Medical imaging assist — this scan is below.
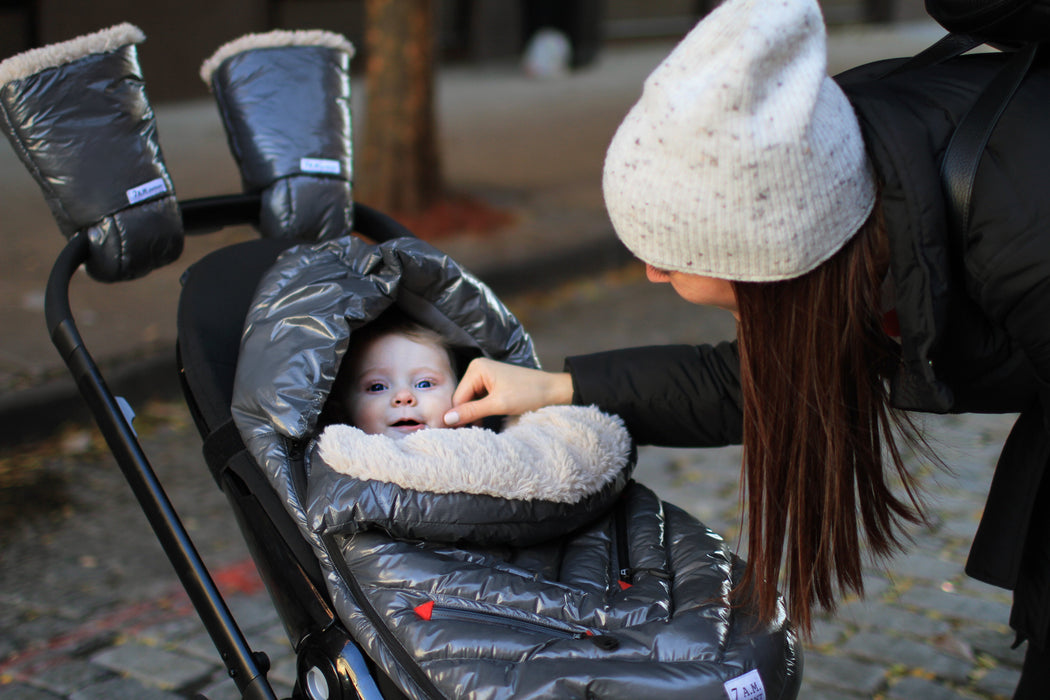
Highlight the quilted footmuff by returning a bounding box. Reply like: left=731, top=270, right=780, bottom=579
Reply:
left=231, top=235, right=802, bottom=699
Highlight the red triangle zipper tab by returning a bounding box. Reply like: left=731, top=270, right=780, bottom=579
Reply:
left=414, top=600, right=435, bottom=620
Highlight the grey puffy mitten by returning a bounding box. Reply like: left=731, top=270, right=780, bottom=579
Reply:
left=0, top=23, right=183, bottom=282
left=201, top=30, right=355, bottom=241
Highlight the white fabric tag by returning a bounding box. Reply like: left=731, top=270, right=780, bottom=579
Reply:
left=126, top=177, right=167, bottom=204
left=723, top=669, right=765, bottom=700
left=300, top=157, right=341, bottom=175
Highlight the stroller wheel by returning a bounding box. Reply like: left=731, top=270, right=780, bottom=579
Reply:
left=296, top=629, right=386, bottom=700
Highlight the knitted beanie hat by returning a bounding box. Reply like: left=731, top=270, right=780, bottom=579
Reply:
left=602, top=0, right=876, bottom=282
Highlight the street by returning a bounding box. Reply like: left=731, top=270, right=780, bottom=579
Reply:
left=0, top=261, right=1024, bottom=699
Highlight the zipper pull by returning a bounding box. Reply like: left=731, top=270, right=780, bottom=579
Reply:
left=619, top=567, right=672, bottom=589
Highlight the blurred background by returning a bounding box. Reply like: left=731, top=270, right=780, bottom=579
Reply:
left=0, top=1, right=928, bottom=101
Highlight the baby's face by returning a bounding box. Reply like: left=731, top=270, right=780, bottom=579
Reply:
left=347, top=333, right=456, bottom=439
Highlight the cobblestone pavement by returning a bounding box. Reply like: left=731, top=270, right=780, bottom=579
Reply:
left=0, top=265, right=1025, bottom=699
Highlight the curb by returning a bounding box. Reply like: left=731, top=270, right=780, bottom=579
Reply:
left=0, top=353, right=182, bottom=449
left=0, top=233, right=634, bottom=450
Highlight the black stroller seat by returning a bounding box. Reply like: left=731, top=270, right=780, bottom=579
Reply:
left=177, top=235, right=329, bottom=617
left=176, top=213, right=418, bottom=699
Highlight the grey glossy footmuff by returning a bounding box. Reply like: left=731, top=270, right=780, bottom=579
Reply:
left=201, top=30, right=355, bottom=241
left=232, top=235, right=802, bottom=700
left=0, top=23, right=182, bottom=281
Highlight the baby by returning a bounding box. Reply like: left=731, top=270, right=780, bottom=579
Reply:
left=315, top=310, right=631, bottom=506
left=321, top=311, right=458, bottom=439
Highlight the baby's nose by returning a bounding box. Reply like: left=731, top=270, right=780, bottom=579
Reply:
left=392, top=389, right=417, bottom=406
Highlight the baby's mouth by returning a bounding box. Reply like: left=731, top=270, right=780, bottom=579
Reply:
left=391, top=419, right=424, bottom=432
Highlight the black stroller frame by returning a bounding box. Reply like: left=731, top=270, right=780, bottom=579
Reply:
left=45, top=192, right=408, bottom=700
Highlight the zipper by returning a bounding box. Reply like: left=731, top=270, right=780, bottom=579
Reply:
left=321, top=531, right=445, bottom=700
left=285, top=437, right=309, bottom=502
left=415, top=600, right=623, bottom=651
left=416, top=600, right=592, bottom=639
left=612, top=488, right=673, bottom=589
left=613, top=492, right=633, bottom=586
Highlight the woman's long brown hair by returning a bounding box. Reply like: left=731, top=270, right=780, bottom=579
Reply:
left=731, top=199, right=927, bottom=634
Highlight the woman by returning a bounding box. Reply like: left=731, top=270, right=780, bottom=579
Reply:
left=444, top=0, right=1050, bottom=696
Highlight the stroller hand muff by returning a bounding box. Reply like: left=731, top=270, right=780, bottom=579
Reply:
left=0, top=23, right=183, bottom=282
left=201, top=30, right=356, bottom=242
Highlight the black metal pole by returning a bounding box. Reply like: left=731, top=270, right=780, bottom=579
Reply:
left=45, top=232, right=279, bottom=700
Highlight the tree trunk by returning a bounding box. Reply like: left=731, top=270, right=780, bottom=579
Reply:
left=359, top=0, right=441, bottom=215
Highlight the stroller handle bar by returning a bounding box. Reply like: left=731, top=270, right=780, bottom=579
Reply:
left=44, top=194, right=417, bottom=699
left=44, top=193, right=342, bottom=700
left=179, top=193, right=417, bottom=241
left=180, top=192, right=266, bottom=234
left=46, top=232, right=280, bottom=700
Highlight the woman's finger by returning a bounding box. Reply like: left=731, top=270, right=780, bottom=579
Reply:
left=451, top=358, right=495, bottom=406
left=447, top=359, right=574, bottom=426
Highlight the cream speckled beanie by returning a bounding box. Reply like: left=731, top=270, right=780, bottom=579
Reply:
left=603, top=0, right=876, bottom=282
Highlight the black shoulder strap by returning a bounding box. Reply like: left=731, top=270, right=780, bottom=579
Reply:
left=202, top=417, right=249, bottom=486
left=940, top=42, right=1038, bottom=234
left=881, top=26, right=1039, bottom=235
left=884, top=31, right=983, bottom=75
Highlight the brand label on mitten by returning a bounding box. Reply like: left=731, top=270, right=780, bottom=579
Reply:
left=126, top=178, right=168, bottom=205
left=300, top=158, right=341, bottom=175
left=723, top=669, right=765, bottom=700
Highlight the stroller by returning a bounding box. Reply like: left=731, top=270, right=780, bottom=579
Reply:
left=0, top=23, right=802, bottom=700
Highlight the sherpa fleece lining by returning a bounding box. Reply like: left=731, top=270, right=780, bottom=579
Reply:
left=0, top=23, right=144, bottom=87
left=317, top=405, right=631, bottom=504
left=199, top=29, right=356, bottom=85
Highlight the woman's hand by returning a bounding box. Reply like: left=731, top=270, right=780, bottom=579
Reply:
left=444, top=358, right=573, bottom=426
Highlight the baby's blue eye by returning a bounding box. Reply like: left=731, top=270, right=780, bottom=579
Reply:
left=415, top=379, right=434, bottom=389
left=365, top=382, right=387, bottom=393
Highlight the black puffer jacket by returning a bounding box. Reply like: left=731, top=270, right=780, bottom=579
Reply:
left=567, top=48, right=1050, bottom=646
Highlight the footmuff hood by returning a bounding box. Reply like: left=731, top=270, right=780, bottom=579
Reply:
left=231, top=234, right=635, bottom=548
left=233, top=234, right=538, bottom=442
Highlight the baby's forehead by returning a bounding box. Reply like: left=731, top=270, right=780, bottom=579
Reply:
left=356, top=359, right=452, bottom=376
left=357, top=330, right=443, bottom=355
left=353, top=332, right=454, bottom=376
